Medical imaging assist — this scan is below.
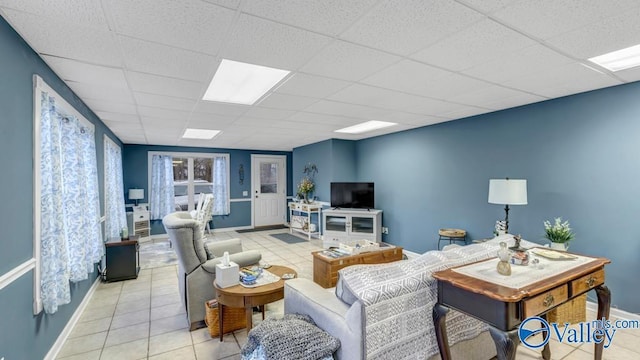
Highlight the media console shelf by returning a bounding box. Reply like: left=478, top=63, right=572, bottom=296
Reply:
left=322, top=208, right=382, bottom=248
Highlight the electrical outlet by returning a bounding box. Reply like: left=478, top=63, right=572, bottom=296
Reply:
left=242, top=191, right=248, bottom=196
left=381, top=227, right=389, bottom=234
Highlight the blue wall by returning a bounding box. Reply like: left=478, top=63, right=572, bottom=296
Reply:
left=292, top=139, right=357, bottom=202
left=123, top=145, right=292, bottom=234
left=0, top=16, right=122, bottom=359
left=356, top=82, right=640, bottom=313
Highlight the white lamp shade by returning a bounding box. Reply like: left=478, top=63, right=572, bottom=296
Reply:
left=488, top=179, right=527, bottom=205
left=129, top=188, right=144, bottom=200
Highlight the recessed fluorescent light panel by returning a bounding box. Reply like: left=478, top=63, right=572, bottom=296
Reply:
left=335, top=121, right=397, bottom=134
left=588, top=44, right=640, bottom=72
left=182, top=128, right=220, bottom=140
left=202, top=59, right=290, bottom=105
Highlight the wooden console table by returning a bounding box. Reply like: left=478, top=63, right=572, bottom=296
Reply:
left=312, top=245, right=403, bottom=288
left=432, top=251, right=610, bottom=360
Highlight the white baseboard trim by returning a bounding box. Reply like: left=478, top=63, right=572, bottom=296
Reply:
left=212, top=225, right=253, bottom=233
left=45, top=276, right=101, bottom=360
left=586, top=300, right=640, bottom=321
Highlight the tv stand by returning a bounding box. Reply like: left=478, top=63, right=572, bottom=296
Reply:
left=322, top=208, right=383, bottom=248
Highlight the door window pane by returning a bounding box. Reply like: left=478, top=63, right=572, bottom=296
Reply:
left=260, top=162, right=278, bottom=193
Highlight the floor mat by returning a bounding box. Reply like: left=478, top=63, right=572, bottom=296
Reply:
left=270, top=232, right=307, bottom=244
left=237, top=224, right=288, bottom=233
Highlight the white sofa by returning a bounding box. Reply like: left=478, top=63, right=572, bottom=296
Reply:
left=285, top=237, right=528, bottom=359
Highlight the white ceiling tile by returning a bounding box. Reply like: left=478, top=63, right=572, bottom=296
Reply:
left=41, top=56, right=128, bottom=89
left=126, top=71, right=204, bottom=99
left=288, top=112, right=363, bottom=126
left=107, top=0, right=235, bottom=55
left=193, top=101, right=249, bottom=117
left=383, top=112, right=447, bottom=126
left=615, top=66, right=640, bottom=83
left=328, top=83, right=461, bottom=115
left=275, top=73, right=350, bottom=98
left=546, top=7, right=640, bottom=59
left=300, top=40, right=401, bottom=81
left=449, top=84, right=546, bottom=110
left=133, top=93, right=197, bottom=112
left=141, top=117, right=185, bottom=131
left=258, top=93, right=319, bottom=111
left=502, top=63, right=623, bottom=98
left=340, top=0, right=484, bottom=55
left=66, top=81, right=134, bottom=103
left=187, top=114, right=237, bottom=128
left=459, top=0, right=520, bottom=14
left=2, top=9, right=121, bottom=66
left=137, top=106, right=190, bottom=122
left=242, top=107, right=297, bottom=120
left=361, top=60, right=492, bottom=99
left=103, top=119, right=143, bottom=131
left=462, top=43, right=575, bottom=83
left=222, top=13, right=332, bottom=70
left=491, top=0, right=640, bottom=40
left=84, top=100, right=137, bottom=115
left=119, top=37, right=216, bottom=82
left=201, top=0, right=240, bottom=9
left=303, top=100, right=394, bottom=120
left=241, top=0, right=378, bottom=36
left=362, top=59, right=451, bottom=88
left=0, top=0, right=109, bottom=30
left=96, top=112, right=141, bottom=123
left=410, top=19, right=536, bottom=72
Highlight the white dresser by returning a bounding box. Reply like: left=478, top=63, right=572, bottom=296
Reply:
left=127, top=204, right=150, bottom=241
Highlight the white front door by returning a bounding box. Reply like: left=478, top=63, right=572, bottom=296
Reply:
left=251, top=155, right=286, bottom=227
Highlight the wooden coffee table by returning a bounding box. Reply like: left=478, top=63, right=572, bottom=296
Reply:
left=214, top=265, right=296, bottom=341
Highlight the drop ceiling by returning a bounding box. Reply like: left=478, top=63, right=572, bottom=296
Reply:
left=2, top=0, right=640, bottom=151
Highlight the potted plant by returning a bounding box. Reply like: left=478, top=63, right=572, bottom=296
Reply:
left=543, top=217, right=575, bottom=251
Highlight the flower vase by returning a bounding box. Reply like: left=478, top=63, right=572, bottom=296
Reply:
left=496, top=242, right=512, bottom=276
left=549, top=242, right=568, bottom=251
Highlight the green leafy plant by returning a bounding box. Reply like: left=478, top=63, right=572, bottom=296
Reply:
left=543, top=217, right=575, bottom=244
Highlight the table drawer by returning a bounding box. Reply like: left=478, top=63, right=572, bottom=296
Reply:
left=133, top=211, right=149, bottom=221
left=523, top=285, right=568, bottom=318
left=571, top=269, right=604, bottom=295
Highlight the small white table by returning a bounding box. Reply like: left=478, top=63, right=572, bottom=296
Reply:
left=289, top=202, right=321, bottom=240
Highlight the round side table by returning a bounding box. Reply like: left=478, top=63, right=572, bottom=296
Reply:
left=438, top=228, right=467, bottom=249
left=214, top=265, right=296, bottom=341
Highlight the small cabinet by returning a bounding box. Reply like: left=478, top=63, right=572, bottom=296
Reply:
left=127, top=204, right=150, bottom=241
left=289, top=202, right=322, bottom=240
left=322, top=209, right=382, bottom=247
left=104, top=236, right=140, bottom=282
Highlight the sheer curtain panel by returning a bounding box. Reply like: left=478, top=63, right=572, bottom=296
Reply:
left=150, top=155, right=175, bottom=220
left=39, top=92, right=102, bottom=314
left=104, top=137, right=127, bottom=239
left=212, top=155, right=230, bottom=215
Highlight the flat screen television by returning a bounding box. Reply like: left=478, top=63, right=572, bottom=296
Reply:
left=330, top=182, right=374, bottom=209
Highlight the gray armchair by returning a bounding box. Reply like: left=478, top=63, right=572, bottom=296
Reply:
left=162, top=212, right=262, bottom=330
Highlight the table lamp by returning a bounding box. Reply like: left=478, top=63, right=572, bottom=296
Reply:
left=488, top=178, right=527, bottom=234
left=129, top=188, right=144, bottom=206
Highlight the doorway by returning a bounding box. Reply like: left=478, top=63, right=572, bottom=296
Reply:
left=251, top=155, right=287, bottom=227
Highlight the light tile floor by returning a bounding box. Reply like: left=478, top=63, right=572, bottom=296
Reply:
left=57, top=230, right=640, bottom=359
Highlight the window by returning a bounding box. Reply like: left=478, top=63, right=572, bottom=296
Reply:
left=149, top=152, right=230, bottom=219
left=33, top=75, right=103, bottom=314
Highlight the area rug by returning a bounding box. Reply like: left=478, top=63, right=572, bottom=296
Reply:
left=237, top=224, right=288, bottom=233
left=138, top=240, right=178, bottom=269
left=270, top=232, right=307, bottom=244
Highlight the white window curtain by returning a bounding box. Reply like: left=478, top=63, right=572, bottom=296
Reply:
left=104, top=137, right=127, bottom=239
left=150, top=154, right=175, bottom=220
left=39, top=92, right=103, bottom=314
left=212, top=155, right=230, bottom=215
